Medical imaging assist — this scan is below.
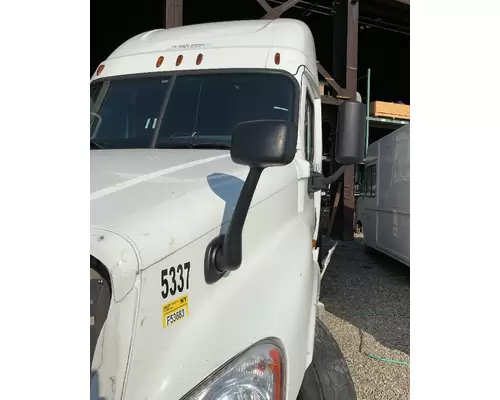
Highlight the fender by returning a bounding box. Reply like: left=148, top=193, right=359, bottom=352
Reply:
left=90, top=227, right=140, bottom=302
left=90, top=228, right=142, bottom=400
left=124, top=183, right=319, bottom=400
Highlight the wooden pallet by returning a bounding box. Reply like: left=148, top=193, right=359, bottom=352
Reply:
left=370, top=101, right=410, bottom=120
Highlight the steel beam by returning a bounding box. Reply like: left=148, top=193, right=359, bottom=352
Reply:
left=321, top=95, right=343, bottom=106
left=328, top=0, right=360, bottom=240
left=256, top=0, right=273, bottom=13
left=259, top=0, right=303, bottom=19
left=165, top=0, right=183, bottom=29
left=340, top=0, right=360, bottom=241
left=346, top=0, right=359, bottom=100
left=317, top=62, right=349, bottom=99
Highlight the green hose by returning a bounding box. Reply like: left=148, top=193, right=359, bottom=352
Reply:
left=350, top=311, right=410, bottom=366
left=365, top=353, right=410, bottom=366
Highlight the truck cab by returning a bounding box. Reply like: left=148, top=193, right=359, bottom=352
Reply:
left=90, top=18, right=365, bottom=400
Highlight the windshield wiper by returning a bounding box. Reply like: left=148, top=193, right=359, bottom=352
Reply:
left=157, top=142, right=230, bottom=150
left=191, top=142, right=230, bottom=149
left=90, top=140, right=104, bottom=149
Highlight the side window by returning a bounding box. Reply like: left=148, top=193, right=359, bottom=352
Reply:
left=371, top=164, right=377, bottom=196
left=364, top=164, right=377, bottom=197
left=304, top=93, right=314, bottom=163
left=355, top=165, right=365, bottom=196
left=90, top=82, right=103, bottom=106
left=365, top=165, right=372, bottom=197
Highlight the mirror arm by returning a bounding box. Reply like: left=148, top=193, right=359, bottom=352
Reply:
left=322, top=165, right=348, bottom=186
left=205, top=167, right=263, bottom=284
left=308, top=165, right=349, bottom=194
left=221, top=167, right=263, bottom=270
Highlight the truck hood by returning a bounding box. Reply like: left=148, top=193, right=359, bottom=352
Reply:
left=90, top=149, right=294, bottom=270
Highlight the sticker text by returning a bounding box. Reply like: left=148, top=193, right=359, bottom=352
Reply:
left=162, top=295, right=189, bottom=328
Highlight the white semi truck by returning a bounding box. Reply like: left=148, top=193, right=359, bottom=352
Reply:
left=90, top=18, right=366, bottom=400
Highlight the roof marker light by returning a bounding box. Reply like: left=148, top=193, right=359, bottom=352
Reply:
left=196, top=53, right=204, bottom=65
left=274, top=53, right=281, bottom=65
left=96, top=64, right=105, bottom=76
left=156, top=56, right=164, bottom=68
left=176, top=55, right=183, bottom=66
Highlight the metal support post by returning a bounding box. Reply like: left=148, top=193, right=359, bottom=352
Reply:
left=165, top=0, right=183, bottom=28
left=365, top=68, right=371, bottom=155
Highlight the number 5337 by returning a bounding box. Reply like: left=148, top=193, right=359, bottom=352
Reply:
left=161, top=262, right=191, bottom=299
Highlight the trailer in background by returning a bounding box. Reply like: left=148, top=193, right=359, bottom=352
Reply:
left=355, top=123, right=410, bottom=266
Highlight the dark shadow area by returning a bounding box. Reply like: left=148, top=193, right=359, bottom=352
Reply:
left=358, top=28, right=410, bottom=105
left=90, top=0, right=164, bottom=75
left=206, top=173, right=245, bottom=235
left=320, top=235, right=410, bottom=356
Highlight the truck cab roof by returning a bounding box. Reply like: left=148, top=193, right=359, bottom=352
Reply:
left=92, top=19, right=318, bottom=81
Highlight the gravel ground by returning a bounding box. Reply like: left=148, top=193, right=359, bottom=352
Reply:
left=320, top=233, right=410, bottom=400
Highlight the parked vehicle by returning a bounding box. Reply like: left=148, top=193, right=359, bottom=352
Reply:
left=355, top=123, right=410, bottom=266
left=90, top=19, right=366, bottom=400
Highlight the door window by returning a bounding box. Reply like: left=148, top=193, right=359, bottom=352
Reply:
left=304, top=93, right=314, bottom=163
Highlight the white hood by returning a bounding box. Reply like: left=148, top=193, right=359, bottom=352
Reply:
left=90, top=149, right=292, bottom=270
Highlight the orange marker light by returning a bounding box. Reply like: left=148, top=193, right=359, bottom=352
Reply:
left=196, top=53, right=204, bottom=65
left=274, top=52, right=281, bottom=65
left=175, top=55, right=183, bottom=66
left=312, top=239, right=317, bottom=249
left=269, top=348, right=282, bottom=400
left=156, top=56, right=164, bottom=68
left=96, top=64, right=105, bottom=76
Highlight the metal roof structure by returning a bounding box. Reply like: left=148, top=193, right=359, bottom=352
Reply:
left=265, top=0, right=409, bottom=35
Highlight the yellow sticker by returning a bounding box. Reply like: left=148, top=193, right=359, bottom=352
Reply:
left=162, top=295, right=189, bottom=328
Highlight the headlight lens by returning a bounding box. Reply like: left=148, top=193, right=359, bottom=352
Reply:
left=186, top=341, right=284, bottom=400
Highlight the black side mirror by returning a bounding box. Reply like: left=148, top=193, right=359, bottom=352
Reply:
left=308, top=101, right=367, bottom=194
left=205, top=120, right=298, bottom=284
left=335, top=100, right=367, bottom=165
left=231, top=119, right=298, bottom=168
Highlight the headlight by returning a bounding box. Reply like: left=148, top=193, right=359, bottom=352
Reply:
left=185, top=341, right=284, bottom=400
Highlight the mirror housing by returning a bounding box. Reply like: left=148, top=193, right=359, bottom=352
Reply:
left=335, top=100, right=367, bottom=165
left=205, top=120, right=298, bottom=284
left=231, top=120, right=298, bottom=168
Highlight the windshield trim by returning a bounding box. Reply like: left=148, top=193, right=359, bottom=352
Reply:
left=90, top=68, right=301, bottom=129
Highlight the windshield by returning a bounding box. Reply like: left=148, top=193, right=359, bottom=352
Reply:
left=90, top=72, right=297, bottom=149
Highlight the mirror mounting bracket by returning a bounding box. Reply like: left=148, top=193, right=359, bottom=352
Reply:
left=308, top=171, right=325, bottom=194
left=204, top=235, right=227, bottom=284
left=308, top=165, right=349, bottom=195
